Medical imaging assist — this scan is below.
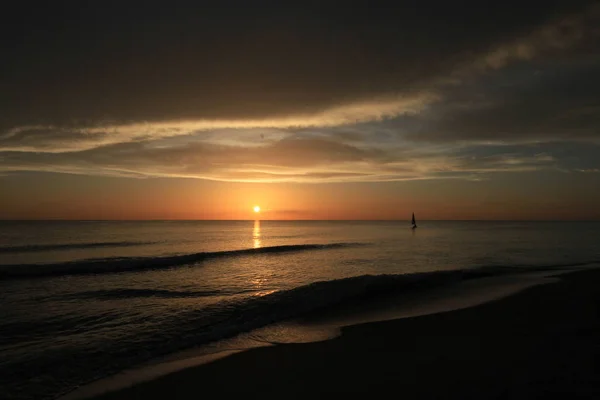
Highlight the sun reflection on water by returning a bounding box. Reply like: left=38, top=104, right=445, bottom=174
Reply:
left=253, top=220, right=261, bottom=249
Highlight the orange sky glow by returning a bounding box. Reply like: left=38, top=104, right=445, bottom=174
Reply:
left=1, top=171, right=599, bottom=220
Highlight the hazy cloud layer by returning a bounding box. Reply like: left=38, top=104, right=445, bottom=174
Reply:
left=3, top=133, right=592, bottom=183
left=1, top=1, right=599, bottom=182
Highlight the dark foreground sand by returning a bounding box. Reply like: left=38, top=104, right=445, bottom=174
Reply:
left=95, top=269, right=600, bottom=399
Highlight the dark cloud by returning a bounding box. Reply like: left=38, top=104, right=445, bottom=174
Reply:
left=1, top=1, right=600, bottom=183
left=405, top=57, right=600, bottom=142
left=0, top=1, right=596, bottom=131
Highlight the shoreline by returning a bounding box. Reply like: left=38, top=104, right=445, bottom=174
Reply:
left=64, top=267, right=600, bottom=399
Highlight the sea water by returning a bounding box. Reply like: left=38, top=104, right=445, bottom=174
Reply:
left=1, top=220, right=599, bottom=399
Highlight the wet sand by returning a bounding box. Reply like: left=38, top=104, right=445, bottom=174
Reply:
left=93, top=268, right=600, bottom=399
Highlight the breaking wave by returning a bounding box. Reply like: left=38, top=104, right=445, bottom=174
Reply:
left=2, top=260, right=598, bottom=400
left=0, top=243, right=363, bottom=280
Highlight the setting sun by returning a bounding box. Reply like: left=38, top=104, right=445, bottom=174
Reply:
left=253, top=205, right=261, bottom=213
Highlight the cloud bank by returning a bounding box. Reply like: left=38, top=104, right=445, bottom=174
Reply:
left=0, top=1, right=599, bottom=182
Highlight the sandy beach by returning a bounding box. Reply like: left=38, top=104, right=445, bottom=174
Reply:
left=90, top=268, right=600, bottom=400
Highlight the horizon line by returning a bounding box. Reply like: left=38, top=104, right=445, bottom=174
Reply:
left=1, top=219, right=599, bottom=222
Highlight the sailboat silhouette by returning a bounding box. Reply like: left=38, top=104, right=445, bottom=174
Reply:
left=411, top=212, right=417, bottom=229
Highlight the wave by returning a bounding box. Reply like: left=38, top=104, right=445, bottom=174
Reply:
left=58, top=288, right=224, bottom=300
left=199, top=262, right=586, bottom=324
left=78, top=261, right=600, bottom=361
left=0, top=241, right=155, bottom=254
left=0, top=242, right=362, bottom=281
left=3, top=261, right=598, bottom=400
left=56, top=287, right=261, bottom=301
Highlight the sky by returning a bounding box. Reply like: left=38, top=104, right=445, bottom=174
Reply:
left=1, top=1, right=599, bottom=220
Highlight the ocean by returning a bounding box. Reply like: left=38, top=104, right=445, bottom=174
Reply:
left=1, top=220, right=599, bottom=399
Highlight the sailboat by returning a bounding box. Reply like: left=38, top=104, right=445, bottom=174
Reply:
left=411, top=212, right=417, bottom=229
